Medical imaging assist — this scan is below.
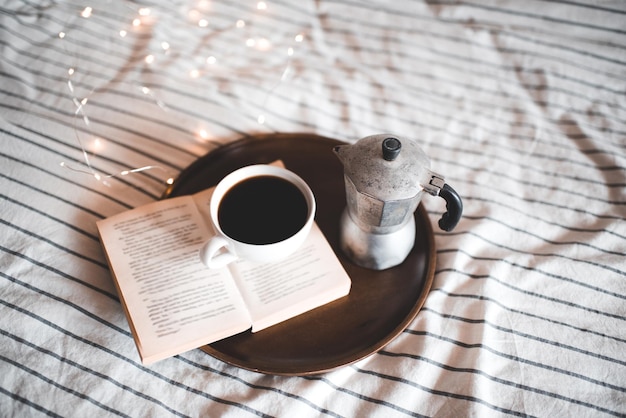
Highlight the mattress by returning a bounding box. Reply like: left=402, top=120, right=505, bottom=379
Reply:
left=1, top=1, right=624, bottom=416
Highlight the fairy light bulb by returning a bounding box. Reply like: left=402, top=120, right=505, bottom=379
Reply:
left=188, top=9, right=200, bottom=21
left=236, top=20, right=245, bottom=28
left=198, top=19, right=208, bottom=27
left=119, top=30, right=127, bottom=37
left=90, top=137, right=104, bottom=152
left=145, top=54, right=155, bottom=64
left=197, top=129, right=215, bottom=143
left=58, top=32, right=66, bottom=39
left=257, top=38, right=271, bottom=51
left=257, top=2, right=267, bottom=10
left=81, top=7, right=92, bottom=18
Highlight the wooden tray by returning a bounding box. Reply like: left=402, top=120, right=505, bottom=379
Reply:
left=163, top=133, right=436, bottom=375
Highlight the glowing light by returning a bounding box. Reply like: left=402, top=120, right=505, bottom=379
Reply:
left=61, top=4, right=309, bottom=189
left=257, top=38, right=271, bottom=50
left=90, top=137, right=105, bottom=152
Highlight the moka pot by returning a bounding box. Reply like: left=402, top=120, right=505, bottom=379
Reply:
left=333, top=134, right=463, bottom=270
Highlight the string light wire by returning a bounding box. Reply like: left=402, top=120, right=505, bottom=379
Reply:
left=57, top=1, right=305, bottom=187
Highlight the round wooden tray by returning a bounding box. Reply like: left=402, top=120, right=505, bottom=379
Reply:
left=163, top=133, right=436, bottom=375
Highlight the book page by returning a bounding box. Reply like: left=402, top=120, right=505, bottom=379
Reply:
left=191, top=175, right=352, bottom=333
left=97, top=197, right=251, bottom=365
left=230, top=223, right=351, bottom=332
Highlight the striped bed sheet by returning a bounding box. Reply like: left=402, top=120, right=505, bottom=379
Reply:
left=1, top=0, right=624, bottom=417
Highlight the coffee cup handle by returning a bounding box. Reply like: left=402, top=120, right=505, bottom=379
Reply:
left=199, top=236, right=238, bottom=269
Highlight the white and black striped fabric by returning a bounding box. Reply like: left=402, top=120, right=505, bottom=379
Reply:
left=2, top=0, right=625, bottom=416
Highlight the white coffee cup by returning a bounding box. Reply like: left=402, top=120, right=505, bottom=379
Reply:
left=199, top=164, right=316, bottom=269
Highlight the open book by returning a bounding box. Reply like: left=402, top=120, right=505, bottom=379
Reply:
left=97, top=179, right=352, bottom=365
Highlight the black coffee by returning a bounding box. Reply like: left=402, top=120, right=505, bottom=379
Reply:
left=218, top=175, right=309, bottom=245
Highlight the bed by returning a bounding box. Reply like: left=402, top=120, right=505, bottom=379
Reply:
left=2, top=1, right=624, bottom=416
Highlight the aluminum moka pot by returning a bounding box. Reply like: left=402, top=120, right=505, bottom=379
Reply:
left=333, top=134, right=463, bottom=270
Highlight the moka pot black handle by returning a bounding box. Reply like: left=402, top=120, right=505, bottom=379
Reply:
left=438, top=183, right=463, bottom=232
